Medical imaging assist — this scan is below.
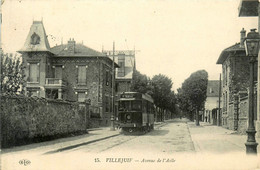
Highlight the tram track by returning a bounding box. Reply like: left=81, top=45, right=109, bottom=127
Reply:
left=100, top=122, right=169, bottom=152
left=43, top=122, right=169, bottom=154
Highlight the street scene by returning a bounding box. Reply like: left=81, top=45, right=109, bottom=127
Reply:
left=2, top=119, right=260, bottom=170
left=1, top=0, right=260, bottom=170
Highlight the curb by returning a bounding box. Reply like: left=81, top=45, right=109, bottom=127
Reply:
left=186, top=122, right=198, bottom=152
left=45, top=122, right=168, bottom=154
left=44, top=133, right=121, bottom=154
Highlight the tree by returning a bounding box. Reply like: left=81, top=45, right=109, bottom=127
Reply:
left=177, top=88, right=193, bottom=119
left=177, top=70, right=208, bottom=125
left=1, top=53, right=25, bottom=95
left=131, top=71, right=177, bottom=121
left=151, top=74, right=173, bottom=121
left=131, top=70, right=153, bottom=95
left=167, top=91, right=177, bottom=118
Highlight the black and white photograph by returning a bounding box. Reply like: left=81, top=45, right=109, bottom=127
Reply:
left=1, top=0, right=260, bottom=170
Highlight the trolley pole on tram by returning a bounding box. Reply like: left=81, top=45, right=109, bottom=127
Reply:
left=110, top=41, right=115, bottom=131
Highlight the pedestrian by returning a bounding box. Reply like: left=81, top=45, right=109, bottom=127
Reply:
left=205, top=116, right=207, bottom=122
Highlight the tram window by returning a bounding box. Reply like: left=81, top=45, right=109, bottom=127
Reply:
left=143, top=101, right=147, bottom=112
left=147, top=102, right=151, bottom=114
left=132, top=101, right=142, bottom=111
left=119, top=101, right=131, bottom=111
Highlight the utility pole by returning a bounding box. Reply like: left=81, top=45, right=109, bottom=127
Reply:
left=110, top=41, right=115, bottom=131
left=218, top=73, right=222, bottom=126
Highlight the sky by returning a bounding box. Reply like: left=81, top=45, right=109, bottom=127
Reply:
left=1, top=0, right=258, bottom=91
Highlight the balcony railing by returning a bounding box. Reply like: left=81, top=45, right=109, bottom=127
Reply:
left=45, top=78, right=66, bottom=87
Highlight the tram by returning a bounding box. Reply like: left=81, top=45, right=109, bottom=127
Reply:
left=117, top=92, right=154, bottom=134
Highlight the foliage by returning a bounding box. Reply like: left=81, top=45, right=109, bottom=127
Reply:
left=131, top=71, right=177, bottom=120
left=167, top=90, right=177, bottom=114
left=131, top=70, right=153, bottom=95
left=151, top=74, right=178, bottom=121
left=177, top=70, right=208, bottom=120
left=151, top=74, right=173, bottom=108
left=1, top=53, right=25, bottom=94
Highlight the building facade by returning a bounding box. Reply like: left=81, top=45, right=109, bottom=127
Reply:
left=18, top=21, right=118, bottom=126
left=238, top=0, right=260, bottom=138
left=204, top=80, right=221, bottom=125
left=217, top=28, right=257, bottom=133
left=102, top=50, right=136, bottom=118
left=103, top=50, right=136, bottom=94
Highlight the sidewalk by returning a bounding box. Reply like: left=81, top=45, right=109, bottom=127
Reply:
left=188, top=121, right=260, bottom=154
left=2, top=122, right=168, bottom=155
left=1, top=127, right=121, bottom=155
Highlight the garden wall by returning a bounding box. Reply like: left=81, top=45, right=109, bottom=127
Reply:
left=1, top=95, right=89, bottom=148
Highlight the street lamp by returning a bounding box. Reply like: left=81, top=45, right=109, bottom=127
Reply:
left=244, top=28, right=260, bottom=154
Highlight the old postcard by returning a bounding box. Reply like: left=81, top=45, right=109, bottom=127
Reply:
left=1, top=0, right=260, bottom=170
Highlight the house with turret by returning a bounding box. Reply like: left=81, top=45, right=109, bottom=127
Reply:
left=18, top=21, right=119, bottom=126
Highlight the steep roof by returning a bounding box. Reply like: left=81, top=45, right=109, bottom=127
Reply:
left=51, top=43, right=105, bottom=57
left=207, top=80, right=220, bottom=97
left=18, top=21, right=51, bottom=53
left=216, top=43, right=245, bottom=64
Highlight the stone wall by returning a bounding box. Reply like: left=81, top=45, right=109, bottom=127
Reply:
left=227, top=103, right=234, bottom=130
left=1, top=95, right=89, bottom=148
left=238, top=97, right=248, bottom=134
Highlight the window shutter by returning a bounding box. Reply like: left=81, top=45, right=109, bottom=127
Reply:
left=37, top=63, right=40, bottom=82
left=78, top=66, right=86, bottom=85
left=85, top=65, right=88, bottom=85
left=76, top=65, right=78, bottom=84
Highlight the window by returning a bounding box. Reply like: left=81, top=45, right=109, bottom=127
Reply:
left=115, top=82, right=118, bottom=92
left=105, top=96, right=110, bottom=112
left=118, top=100, right=142, bottom=111
left=106, top=71, right=109, bottom=86
left=78, top=66, right=86, bottom=85
left=118, top=61, right=124, bottom=77
left=143, top=101, right=147, bottom=113
left=119, top=101, right=131, bottom=111
left=46, top=89, right=58, bottom=99
left=225, top=65, right=228, bottom=85
left=147, top=102, right=151, bottom=113
left=29, top=63, right=39, bottom=82
left=111, top=74, right=113, bottom=88
left=225, top=92, right=228, bottom=113
left=55, top=66, right=62, bottom=79
left=28, top=90, right=39, bottom=97
left=78, top=92, right=86, bottom=102
left=132, top=101, right=142, bottom=111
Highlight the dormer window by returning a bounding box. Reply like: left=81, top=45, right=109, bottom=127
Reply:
left=30, top=32, right=40, bottom=45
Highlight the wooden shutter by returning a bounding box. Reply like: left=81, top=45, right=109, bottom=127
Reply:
left=78, top=66, right=86, bottom=85
left=29, top=63, right=39, bottom=82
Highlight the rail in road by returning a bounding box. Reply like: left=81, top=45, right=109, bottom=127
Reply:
left=44, top=122, right=169, bottom=154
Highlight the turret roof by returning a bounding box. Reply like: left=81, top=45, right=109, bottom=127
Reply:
left=18, top=21, right=51, bottom=53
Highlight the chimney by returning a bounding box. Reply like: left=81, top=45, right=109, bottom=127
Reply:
left=240, top=28, right=246, bottom=47
left=68, top=38, right=76, bottom=54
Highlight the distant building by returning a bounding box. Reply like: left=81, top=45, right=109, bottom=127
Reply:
left=216, top=28, right=257, bottom=133
left=18, top=21, right=118, bottom=126
left=103, top=50, right=136, bottom=118
left=103, top=50, right=136, bottom=94
left=204, top=80, right=221, bottom=125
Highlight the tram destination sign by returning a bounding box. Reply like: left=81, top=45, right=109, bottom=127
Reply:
left=120, top=93, right=142, bottom=99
